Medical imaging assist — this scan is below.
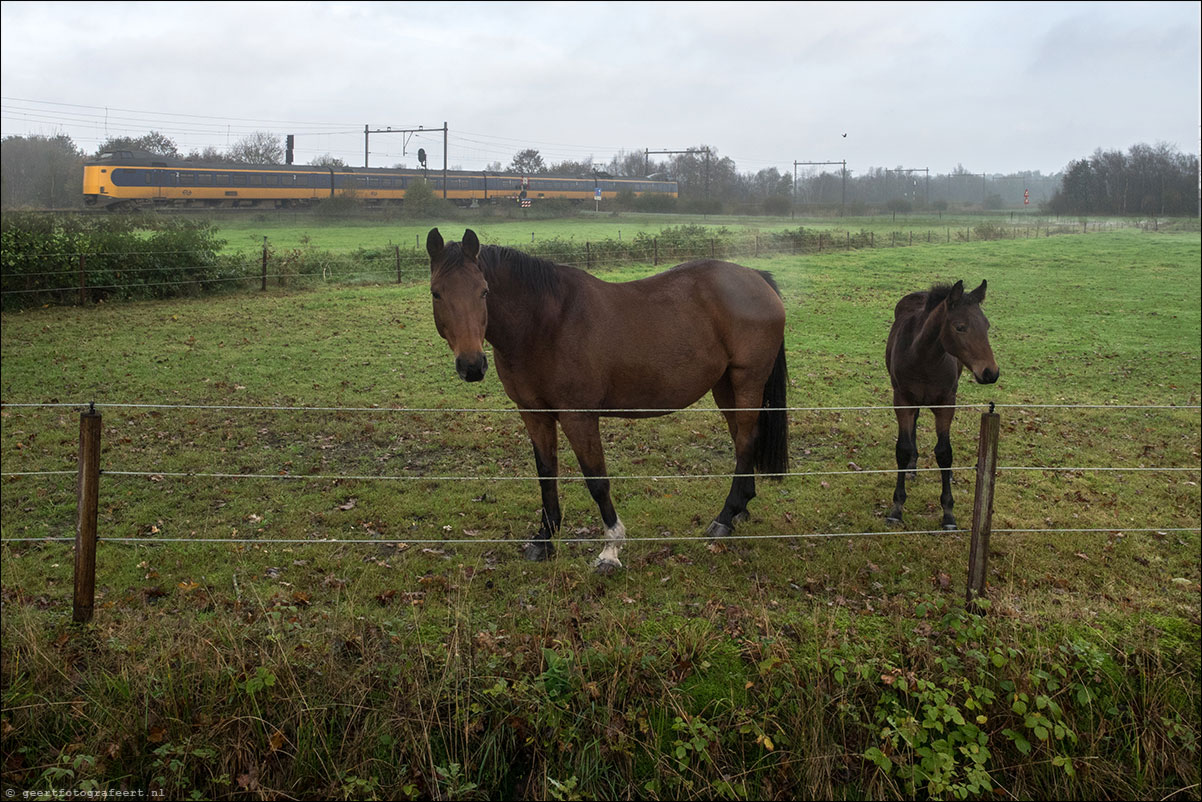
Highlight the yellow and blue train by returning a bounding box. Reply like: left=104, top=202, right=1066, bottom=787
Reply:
left=82, top=150, right=678, bottom=209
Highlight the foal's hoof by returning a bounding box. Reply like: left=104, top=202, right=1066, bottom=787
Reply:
left=593, top=557, right=622, bottom=576
left=705, top=520, right=734, bottom=538
left=942, top=522, right=959, bottom=531
left=885, top=514, right=904, bottom=526
left=523, top=541, right=554, bottom=562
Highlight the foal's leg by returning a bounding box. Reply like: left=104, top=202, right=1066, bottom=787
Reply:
left=906, top=415, right=919, bottom=479
left=887, top=402, right=918, bottom=524
left=932, top=405, right=958, bottom=530
left=559, top=413, right=625, bottom=574
left=520, top=411, right=560, bottom=561
left=706, top=374, right=760, bottom=537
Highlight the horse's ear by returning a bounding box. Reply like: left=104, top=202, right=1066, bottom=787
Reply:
left=462, top=229, right=480, bottom=260
left=969, top=280, right=987, bottom=304
left=947, top=280, right=965, bottom=308
left=426, top=228, right=444, bottom=262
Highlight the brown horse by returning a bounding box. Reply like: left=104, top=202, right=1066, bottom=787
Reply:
left=426, top=228, right=788, bottom=572
left=885, top=280, right=998, bottom=529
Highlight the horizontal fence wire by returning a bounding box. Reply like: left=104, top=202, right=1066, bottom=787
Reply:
left=3, top=465, right=1196, bottom=481
left=2, top=527, right=1198, bottom=547
left=2, top=401, right=1199, bottom=413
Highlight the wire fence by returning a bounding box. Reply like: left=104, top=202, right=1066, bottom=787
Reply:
left=3, top=397, right=1198, bottom=622
left=2, top=399, right=1198, bottom=547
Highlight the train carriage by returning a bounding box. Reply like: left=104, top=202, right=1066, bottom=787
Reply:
left=82, top=151, right=678, bottom=209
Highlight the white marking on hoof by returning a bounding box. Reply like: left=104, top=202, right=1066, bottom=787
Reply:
left=593, top=518, right=625, bottom=572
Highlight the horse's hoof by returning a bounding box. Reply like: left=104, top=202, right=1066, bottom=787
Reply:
left=942, top=522, right=958, bottom=531
left=732, top=511, right=750, bottom=525
left=905, top=471, right=918, bottom=481
left=593, top=558, right=622, bottom=576
left=705, top=520, right=734, bottom=538
left=523, top=541, right=554, bottom=562
left=885, top=515, right=904, bottom=526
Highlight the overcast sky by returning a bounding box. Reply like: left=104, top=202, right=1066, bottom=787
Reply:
left=1, top=1, right=1198, bottom=177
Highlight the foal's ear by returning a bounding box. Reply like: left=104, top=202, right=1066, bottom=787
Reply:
left=462, top=229, right=480, bottom=260
left=947, top=280, right=965, bottom=307
left=426, top=228, right=444, bottom=261
left=969, top=280, right=987, bottom=304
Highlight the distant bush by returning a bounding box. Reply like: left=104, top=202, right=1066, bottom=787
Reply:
left=1, top=213, right=237, bottom=309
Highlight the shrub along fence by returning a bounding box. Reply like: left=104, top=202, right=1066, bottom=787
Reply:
left=0, top=216, right=1138, bottom=311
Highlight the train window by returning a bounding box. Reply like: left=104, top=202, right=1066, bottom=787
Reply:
left=248, top=174, right=263, bottom=186
left=216, top=174, right=230, bottom=184
left=264, top=175, right=279, bottom=186
left=197, top=173, right=213, bottom=186
left=179, top=173, right=196, bottom=186
left=231, top=174, right=247, bottom=186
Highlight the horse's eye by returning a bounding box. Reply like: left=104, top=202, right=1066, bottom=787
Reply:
left=482, top=289, right=490, bottom=299
left=955, top=324, right=967, bottom=333
left=432, top=291, right=441, bottom=300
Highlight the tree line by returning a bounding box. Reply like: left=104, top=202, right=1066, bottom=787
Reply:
left=1045, top=143, right=1198, bottom=217
left=1, top=128, right=1195, bottom=216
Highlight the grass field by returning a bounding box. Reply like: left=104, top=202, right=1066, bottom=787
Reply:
left=1, top=220, right=1199, bottom=800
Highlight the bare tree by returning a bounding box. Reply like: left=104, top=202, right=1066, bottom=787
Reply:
left=228, top=131, right=284, bottom=165
left=184, top=145, right=236, bottom=164
left=1, top=133, right=84, bottom=208
left=310, top=153, right=347, bottom=168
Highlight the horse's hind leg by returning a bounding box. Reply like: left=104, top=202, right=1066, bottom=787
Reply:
left=887, top=403, right=918, bottom=524
left=706, top=374, right=759, bottom=537
left=521, top=412, right=560, bottom=561
left=559, top=413, right=625, bottom=574
left=933, top=406, right=957, bottom=530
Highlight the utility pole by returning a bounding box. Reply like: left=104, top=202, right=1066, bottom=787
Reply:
left=793, top=160, right=847, bottom=216
left=364, top=123, right=450, bottom=198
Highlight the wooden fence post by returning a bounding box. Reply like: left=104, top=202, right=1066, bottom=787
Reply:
left=966, top=407, right=1000, bottom=614
left=73, top=405, right=101, bottom=623
left=653, top=238, right=658, bottom=266
left=395, top=245, right=402, bottom=284
left=261, top=236, right=268, bottom=291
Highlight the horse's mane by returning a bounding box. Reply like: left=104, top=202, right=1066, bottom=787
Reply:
left=478, top=244, right=566, bottom=300
left=923, top=282, right=978, bottom=313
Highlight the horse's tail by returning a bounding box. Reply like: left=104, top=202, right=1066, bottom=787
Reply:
left=755, top=340, right=789, bottom=479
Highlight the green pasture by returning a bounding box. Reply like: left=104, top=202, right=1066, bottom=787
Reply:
left=1, top=225, right=1199, bottom=800
left=211, top=208, right=1118, bottom=255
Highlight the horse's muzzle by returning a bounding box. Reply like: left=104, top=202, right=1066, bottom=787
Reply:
left=975, top=366, right=1000, bottom=385
left=456, top=353, right=488, bottom=382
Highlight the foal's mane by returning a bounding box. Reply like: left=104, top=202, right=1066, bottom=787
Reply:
left=923, top=282, right=978, bottom=313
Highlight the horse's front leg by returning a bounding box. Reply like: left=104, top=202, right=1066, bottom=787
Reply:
left=559, top=413, right=625, bottom=574
left=887, top=404, right=918, bottom=524
left=521, top=411, right=560, bottom=561
left=933, top=405, right=957, bottom=530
